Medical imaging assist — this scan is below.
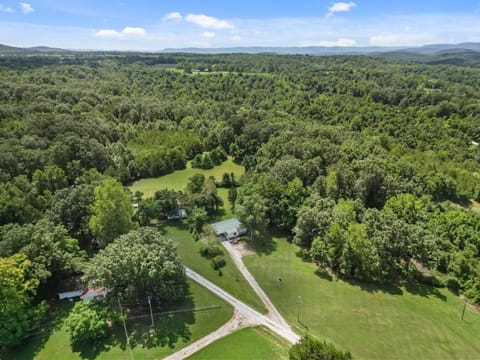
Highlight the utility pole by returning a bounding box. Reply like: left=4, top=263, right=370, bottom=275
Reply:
left=118, top=297, right=134, bottom=360
left=148, top=295, right=154, bottom=327
left=297, top=295, right=303, bottom=322
left=461, top=298, right=467, bottom=321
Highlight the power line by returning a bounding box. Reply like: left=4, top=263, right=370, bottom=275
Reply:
left=118, top=297, right=134, bottom=360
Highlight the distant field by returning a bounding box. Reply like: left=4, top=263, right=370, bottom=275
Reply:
left=130, top=157, right=244, bottom=197
left=187, top=327, right=289, bottom=360
left=10, top=281, right=233, bottom=360
left=243, top=237, right=480, bottom=360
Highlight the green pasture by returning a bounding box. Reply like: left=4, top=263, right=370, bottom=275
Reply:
left=243, top=236, right=480, bottom=360
left=187, top=327, right=289, bottom=360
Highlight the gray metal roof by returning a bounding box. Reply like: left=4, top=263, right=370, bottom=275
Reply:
left=211, top=218, right=242, bottom=235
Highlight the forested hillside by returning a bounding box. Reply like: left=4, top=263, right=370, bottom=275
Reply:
left=1, top=53, right=479, bottom=348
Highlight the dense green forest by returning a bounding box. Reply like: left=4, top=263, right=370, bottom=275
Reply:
left=1, top=53, right=480, bottom=348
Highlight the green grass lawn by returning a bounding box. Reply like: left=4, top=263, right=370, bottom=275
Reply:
left=187, top=327, right=290, bottom=360
left=9, top=281, right=233, bottom=360
left=163, top=224, right=267, bottom=314
left=130, top=157, right=244, bottom=197
left=243, top=237, right=480, bottom=360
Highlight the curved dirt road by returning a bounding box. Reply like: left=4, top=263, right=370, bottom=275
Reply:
left=222, top=241, right=291, bottom=329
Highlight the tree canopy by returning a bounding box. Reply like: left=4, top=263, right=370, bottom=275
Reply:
left=85, top=227, right=187, bottom=304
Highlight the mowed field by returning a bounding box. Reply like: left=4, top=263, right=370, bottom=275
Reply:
left=186, top=327, right=289, bottom=360
left=243, top=237, right=480, bottom=360
left=130, top=157, right=244, bottom=197
left=10, top=281, right=233, bottom=360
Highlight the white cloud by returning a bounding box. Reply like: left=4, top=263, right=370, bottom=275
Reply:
left=201, top=31, right=216, bottom=38
left=122, top=27, right=146, bottom=36
left=0, top=4, right=15, bottom=13
left=327, top=2, right=356, bottom=17
left=94, top=27, right=147, bottom=39
left=317, top=38, right=357, bottom=46
left=20, top=2, right=34, bottom=14
left=163, top=12, right=182, bottom=22
left=185, top=14, right=234, bottom=29
left=231, top=35, right=242, bottom=42
left=94, top=29, right=123, bottom=38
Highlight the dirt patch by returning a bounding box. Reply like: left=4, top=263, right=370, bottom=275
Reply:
left=471, top=200, right=480, bottom=213
left=234, top=241, right=256, bottom=257
left=460, top=295, right=480, bottom=315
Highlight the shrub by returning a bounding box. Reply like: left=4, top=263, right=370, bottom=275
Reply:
left=211, top=255, right=226, bottom=270
left=65, top=302, right=109, bottom=346
left=289, top=336, right=352, bottom=360
left=446, top=277, right=461, bottom=294
left=199, top=236, right=224, bottom=258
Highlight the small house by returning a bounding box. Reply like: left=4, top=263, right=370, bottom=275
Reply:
left=211, top=218, right=247, bottom=242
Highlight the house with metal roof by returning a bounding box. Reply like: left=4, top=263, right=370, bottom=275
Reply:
left=211, top=218, right=247, bottom=242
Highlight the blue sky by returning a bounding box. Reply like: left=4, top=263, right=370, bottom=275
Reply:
left=1, top=1, right=480, bottom=49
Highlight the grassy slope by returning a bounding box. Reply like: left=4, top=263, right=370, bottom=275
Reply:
left=130, top=157, right=244, bottom=197
left=243, top=237, right=480, bottom=360
left=11, top=281, right=233, bottom=360
left=187, top=327, right=289, bottom=360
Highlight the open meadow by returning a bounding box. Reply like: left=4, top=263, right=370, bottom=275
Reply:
left=243, top=237, right=480, bottom=360
left=130, top=157, right=244, bottom=197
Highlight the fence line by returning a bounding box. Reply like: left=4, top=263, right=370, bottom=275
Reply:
left=21, top=304, right=223, bottom=341
left=127, top=304, right=222, bottom=320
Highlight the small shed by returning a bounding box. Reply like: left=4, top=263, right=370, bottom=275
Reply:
left=211, top=218, right=247, bottom=241
left=57, top=276, right=85, bottom=300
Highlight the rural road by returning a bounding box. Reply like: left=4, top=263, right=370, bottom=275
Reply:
left=222, top=241, right=291, bottom=329
left=185, top=267, right=300, bottom=344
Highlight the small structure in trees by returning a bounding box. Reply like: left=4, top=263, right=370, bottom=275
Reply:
left=167, top=208, right=187, bottom=220
left=57, top=276, right=84, bottom=300
left=211, top=218, right=247, bottom=242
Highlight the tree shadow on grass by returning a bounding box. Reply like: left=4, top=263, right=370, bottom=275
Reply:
left=341, top=277, right=405, bottom=296
left=4, top=301, right=74, bottom=360
left=159, top=220, right=190, bottom=233
left=314, top=269, right=334, bottom=282
left=242, top=232, right=277, bottom=256
left=115, top=285, right=196, bottom=353
left=340, top=276, right=448, bottom=301
left=403, top=280, right=447, bottom=301
left=242, top=227, right=288, bottom=256
left=71, top=339, right=110, bottom=360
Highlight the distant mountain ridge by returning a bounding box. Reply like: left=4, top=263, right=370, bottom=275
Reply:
left=160, top=45, right=405, bottom=55
left=0, top=43, right=67, bottom=54
left=160, top=42, right=480, bottom=55
left=2, top=42, right=480, bottom=67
